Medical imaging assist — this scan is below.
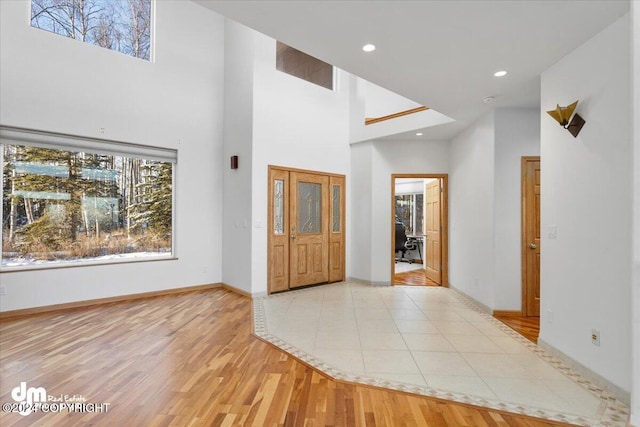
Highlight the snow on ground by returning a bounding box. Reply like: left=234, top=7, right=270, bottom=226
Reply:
left=2, top=251, right=171, bottom=268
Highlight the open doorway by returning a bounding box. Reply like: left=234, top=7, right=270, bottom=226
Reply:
left=391, top=174, right=448, bottom=287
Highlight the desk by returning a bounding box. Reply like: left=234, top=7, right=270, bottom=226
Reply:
left=406, top=235, right=424, bottom=263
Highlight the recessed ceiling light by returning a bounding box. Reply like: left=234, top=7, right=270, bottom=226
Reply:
left=416, top=132, right=423, bottom=136
left=494, top=70, right=508, bottom=77
left=362, top=44, right=376, bottom=52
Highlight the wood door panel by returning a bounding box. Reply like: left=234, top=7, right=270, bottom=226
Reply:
left=535, top=194, right=541, bottom=238
left=330, top=242, right=341, bottom=273
left=432, top=240, right=440, bottom=268
left=295, top=244, right=308, bottom=274
left=290, top=172, right=329, bottom=288
left=535, top=253, right=541, bottom=300
left=522, top=157, right=541, bottom=316
left=273, top=245, right=286, bottom=279
left=312, top=243, right=323, bottom=272
left=268, top=169, right=290, bottom=293
left=329, top=176, right=345, bottom=282
left=424, top=179, right=441, bottom=284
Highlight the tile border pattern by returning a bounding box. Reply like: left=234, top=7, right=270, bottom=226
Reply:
left=252, top=281, right=630, bottom=427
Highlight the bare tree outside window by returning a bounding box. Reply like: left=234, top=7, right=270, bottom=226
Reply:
left=395, top=194, right=424, bottom=236
left=31, top=0, right=152, bottom=60
left=2, top=143, right=173, bottom=268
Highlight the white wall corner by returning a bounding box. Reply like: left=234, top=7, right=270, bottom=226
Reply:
left=630, top=1, right=640, bottom=425
left=222, top=19, right=256, bottom=295
left=493, top=108, right=541, bottom=311
left=540, top=13, right=632, bottom=393
left=448, top=111, right=496, bottom=309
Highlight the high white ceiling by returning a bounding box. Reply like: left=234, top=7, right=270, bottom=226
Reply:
left=194, top=0, right=630, bottom=140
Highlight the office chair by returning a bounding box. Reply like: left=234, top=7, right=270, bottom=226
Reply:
left=395, top=221, right=413, bottom=263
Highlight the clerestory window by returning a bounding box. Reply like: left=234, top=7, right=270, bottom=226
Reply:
left=30, top=0, right=153, bottom=61
left=276, top=41, right=335, bottom=90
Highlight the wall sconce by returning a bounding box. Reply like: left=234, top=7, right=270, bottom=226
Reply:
left=230, top=155, right=238, bottom=169
left=546, top=100, right=586, bottom=138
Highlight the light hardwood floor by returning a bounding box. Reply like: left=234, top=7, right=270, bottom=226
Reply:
left=0, top=288, right=572, bottom=426
left=394, top=268, right=440, bottom=286
left=494, top=314, right=540, bottom=343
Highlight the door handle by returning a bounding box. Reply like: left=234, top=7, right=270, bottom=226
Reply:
left=291, top=234, right=296, bottom=240
left=529, top=243, right=537, bottom=249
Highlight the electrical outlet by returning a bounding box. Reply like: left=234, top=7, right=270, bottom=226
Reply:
left=546, top=309, right=553, bottom=324
left=0, top=285, right=6, bottom=296
left=591, top=329, right=600, bottom=346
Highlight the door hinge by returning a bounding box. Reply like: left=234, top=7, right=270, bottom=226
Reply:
left=440, top=225, right=443, bottom=232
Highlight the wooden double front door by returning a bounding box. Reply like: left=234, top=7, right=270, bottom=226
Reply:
left=268, top=166, right=345, bottom=293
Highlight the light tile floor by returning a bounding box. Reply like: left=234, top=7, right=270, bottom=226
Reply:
left=253, top=281, right=630, bottom=427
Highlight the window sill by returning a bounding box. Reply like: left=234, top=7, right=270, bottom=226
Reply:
left=0, top=255, right=178, bottom=273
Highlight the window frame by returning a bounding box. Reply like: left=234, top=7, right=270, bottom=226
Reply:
left=0, top=126, right=177, bottom=272
left=395, top=192, right=424, bottom=236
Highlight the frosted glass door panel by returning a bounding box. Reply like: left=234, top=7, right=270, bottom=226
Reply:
left=298, top=182, right=322, bottom=233
left=274, top=179, right=285, bottom=234
left=332, top=185, right=340, bottom=232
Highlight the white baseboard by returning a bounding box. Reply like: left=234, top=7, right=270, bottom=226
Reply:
left=537, top=338, right=631, bottom=406
left=221, top=282, right=266, bottom=299
left=347, top=277, right=391, bottom=287
left=448, top=283, right=492, bottom=314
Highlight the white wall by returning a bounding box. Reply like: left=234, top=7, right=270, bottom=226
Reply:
left=449, top=112, right=496, bottom=308
left=395, top=179, right=427, bottom=195
left=350, top=142, right=374, bottom=281
left=631, top=1, right=639, bottom=424
left=363, top=140, right=449, bottom=284
left=364, top=80, right=421, bottom=118
left=448, top=107, right=541, bottom=312
left=250, top=30, right=352, bottom=295
left=0, top=0, right=225, bottom=311
left=356, top=109, right=454, bottom=144
left=540, top=14, right=631, bottom=392
left=221, top=19, right=255, bottom=294
left=493, top=108, right=540, bottom=310
left=350, top=77, right=454, bottom=144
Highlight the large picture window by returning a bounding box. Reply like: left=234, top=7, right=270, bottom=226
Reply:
left=1, top=128, right=175, bottom=269
left=30, top=0, right=152, bottom=61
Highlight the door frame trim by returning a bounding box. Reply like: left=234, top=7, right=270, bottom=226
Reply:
left=268, top=164, right=346, bottom=178
left=521, top=156, right=540, bottom=316
left=390, top=173, right=449, bottom=287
